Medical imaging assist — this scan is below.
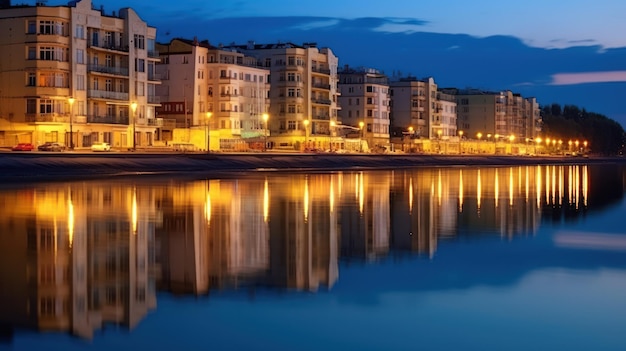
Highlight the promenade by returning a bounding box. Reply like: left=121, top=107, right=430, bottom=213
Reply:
left=1, top=150, right=623, bottom=183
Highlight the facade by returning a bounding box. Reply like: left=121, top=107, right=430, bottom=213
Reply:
left=0, top=0, right=160, bottom=149
left=389, top=77, right=439, bottom=139
left=435, top=90, right=458, bottom=139
left=447, top=89, right=541, bottom=141
left=338, top=65, right=391, bottom=150
left=227, top=41, right=340, bottom=151
left=155, top=38, right=270, bottom=151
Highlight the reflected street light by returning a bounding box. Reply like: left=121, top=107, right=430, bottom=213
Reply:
left=206, top=112, right=212, bottom=153
left=262, top=113, right=269, bottom=152
left=68, top=97, right=75, bottom=150
left=131, top=101, right=138, bottom=151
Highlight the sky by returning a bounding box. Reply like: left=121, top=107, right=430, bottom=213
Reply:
left=26, top=0, right=626, bottom=128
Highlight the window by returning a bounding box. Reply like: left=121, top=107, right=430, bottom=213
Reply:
left=76, top=49, right=84, bottom=64
left=27, top=72, right=36, bottom=86
left=288, top=105, right=296, bottom=113
left=136, top=82, right=145, bottom=96
left=27, top=20, right=36, bottom=34
left=39, top=99, right=53, bottom=114
left=26, top=99, right=37, bottom=114
left=135, top=58, right=145, bottom=72
left=288, top=88, right=295, bottom=97
left=366, top=86, right=373, bottom=92
left=28, top=47, right=36, bottom=60
left=367, top=97, right=373, bottom=104
left=75, top=25, right=84, bottom=39
left=133, top=34, right=145, bottom=49
left=287, top=73, right=295, bottom=82
left=77, top=75, right=85, bottom=90
left=288, top=120, right=296, bottom=129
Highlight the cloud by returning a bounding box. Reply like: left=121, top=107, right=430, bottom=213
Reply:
left=291, top=19, right=340, bottom=30
left=550, top=71, right=626, bottom=85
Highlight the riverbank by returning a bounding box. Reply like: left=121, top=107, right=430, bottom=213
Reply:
left=1, top=152, right=624, bottom=182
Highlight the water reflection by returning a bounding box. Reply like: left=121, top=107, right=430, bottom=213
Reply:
left=0, top=164, right=623, bottom=340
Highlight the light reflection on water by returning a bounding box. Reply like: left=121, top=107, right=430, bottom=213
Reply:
left=0, top=164, right=625, bottom=350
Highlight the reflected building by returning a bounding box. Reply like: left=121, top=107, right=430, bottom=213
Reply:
left=0, top=164, right=604, bottom=342
left=340, top=172, right=391, bottom=261
left=0, top=183, right=156, bottom=340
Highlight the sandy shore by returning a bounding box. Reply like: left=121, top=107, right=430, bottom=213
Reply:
left=1, top=152, right=624, bottom=182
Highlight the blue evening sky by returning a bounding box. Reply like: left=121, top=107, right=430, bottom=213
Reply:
left=31, top=0, right=626, bottom=127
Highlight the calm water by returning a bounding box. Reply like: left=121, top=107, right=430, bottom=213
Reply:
left=1, top=164, right=625, bottom=351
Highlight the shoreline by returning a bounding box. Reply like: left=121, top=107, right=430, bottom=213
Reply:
left=1, top=152, right=624, bottom=183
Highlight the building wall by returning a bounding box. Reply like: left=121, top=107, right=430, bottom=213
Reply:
left=390, top=77, right=438, bottom=139
left=0, top=0, right=160, bottom=148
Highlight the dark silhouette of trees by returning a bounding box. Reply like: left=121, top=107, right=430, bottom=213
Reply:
left=541, top=103, right=625, bottom=155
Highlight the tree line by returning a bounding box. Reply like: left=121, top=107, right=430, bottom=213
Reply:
left=541, top=104, right=625, bottom=155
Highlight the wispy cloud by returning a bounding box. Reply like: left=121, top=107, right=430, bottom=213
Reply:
left=550, top=71, right=626, bottom=85
left=291, top=19, right=340, bottom=30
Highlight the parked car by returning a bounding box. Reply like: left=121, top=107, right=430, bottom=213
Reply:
left=38, top=142, right=65, bottom=152
left=11, top=143, right=35, bottom=151
left=91, top=142, right=111, bottom=152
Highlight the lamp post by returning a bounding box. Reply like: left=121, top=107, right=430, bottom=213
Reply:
left=458, top=130, right=464, bottom=154
left=130, top=101, right=138, bottom=151
left=68, top=97, right=75, bottom=150
left=359, top=121, right=364, bottom=153
left=437, top=129, right=443, bottom=154
left=262, top=113, right=269, bottom=152
left=329, top=120, right=336, bottom=152
left=303, top=119, right=310, bottom=152
left=205, top=112, right=212, bottom=153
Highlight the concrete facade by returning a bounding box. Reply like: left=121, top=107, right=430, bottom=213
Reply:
left=0, top=0, right=160, bottom=149
left=338, top=65, right=390, bottom=150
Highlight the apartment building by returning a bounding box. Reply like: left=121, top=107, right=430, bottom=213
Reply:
left=226, top=41, right=340, bottom=151
left=155, top=38, right=270, bottom=151
left=445, top=88, right=541, bottom=141
left=338, top=66, right=391, bottom=150
left=0, top=0, right=160, bottom=149
left=435, top=90, right=458, bottom=138
left=389, top=77, right=439, bottom=139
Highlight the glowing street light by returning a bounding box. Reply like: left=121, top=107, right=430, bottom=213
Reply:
left=262, top=113, right=269, bottom=152
left=359, top=121, right=365, bottom=152
left=477, top=132, right=482, bottom=140
left=131, top=101, right=138, bottom=151
left=329, top=120, right=336, bottom=152
left=303, top=119, right=310, bottom=151
left=205, top=111, right=212, bottom=153
left=68, top=97, right=75, bottom=150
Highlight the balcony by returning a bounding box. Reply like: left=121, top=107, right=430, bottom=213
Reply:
left=88, top=64, right=129, bottom=77
left=147, top=118, right=164, bottom=127
left=148, top=50, right=160, bottom=58
left=312, top=83, right=331, bottom=90
left=86, top=115, right=129, bottom=125
left=88, top=42, right=129, bottom=54
left=148, top=72, right=161, bottom=81
left=25, top=113, right=69, bottom=123
left=148, top=95, right=161, bottom=104
left=311, top=98, right=332, bottom=105
left=88, top=90, right=129, bottom=101
left=311, top=66, right=331, bottom=75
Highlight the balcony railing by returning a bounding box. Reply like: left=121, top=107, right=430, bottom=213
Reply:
left=148, top=50, right=159, bottom=58
left=25, top=113, right=69, bottom=123
left=88, top=90, right=129, bottom=101
left=88, top=42, right=129, bottom=53
left=312, top=83, right=331, bottom=90
left=148, top=95, right=161, bottom=104
left=311, top=67, right=331, bottom=75
left=147, top=118, right=163, bottom=126
left=148, top=73, right=161, bottom=81
left=311, top=98, right=332, bottom=105
left=86, top=115, right=129, bottom=125
left=88, top=64, right=129, bottom=76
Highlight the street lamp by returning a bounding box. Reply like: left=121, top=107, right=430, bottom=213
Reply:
left=303, top=119, right=310, bottom=151
left=205, top=112, right=212, bottom=153
left=262, top=113, right=269, bottom=152
left=458, top=130, right=464, bottom=154
left=68, top=97, right=75, bottom=150
left=359, top=121, right=364, bottom=153
left=131, top=101, right=138, bottom=151
left=329, top=120, right=336, bottom=152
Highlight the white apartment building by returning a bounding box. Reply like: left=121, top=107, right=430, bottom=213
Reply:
left=226, top=41, right=340, bottom=151
left=338, top=66, right=391, bottom=150
left=156, top=38, right=270, bottom=151
left=435, top=91, right=458, bottom=139
left=0, top=0, right=160, bottom=149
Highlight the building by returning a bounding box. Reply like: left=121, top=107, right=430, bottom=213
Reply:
left=389, top=77, right=439, bottom=139
left=435, top=90, right=458, bottom=139
left=226, top=41, right=340, bottom=151
left=0, top=0, right=160, bottom=149
left=155, top=38, right=270, bottom=151
left=446, top=88, right=541, bottom=141
left=338, top=65, right=391, bottom=151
